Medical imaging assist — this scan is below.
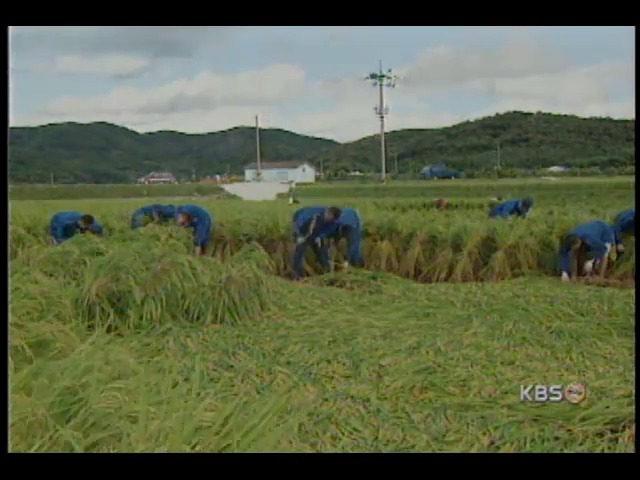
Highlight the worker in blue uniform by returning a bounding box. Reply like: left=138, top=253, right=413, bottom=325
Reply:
left=175, top=204, right=213, bottom=255
left=330, top=207, right=364, bottom=269
left=611, top=208, right=635, bottom=253
left=558, top=220, right=618, bottom=281
left=291, top=206, right=342, bottom=280
left=489, top=197, right=534, bottom=219
left=48, top=211, right=103, bottom=245
left=131, top=204, right=177, bottom=229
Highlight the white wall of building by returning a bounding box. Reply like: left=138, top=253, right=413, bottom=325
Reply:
left=244, top=163, right=316, bottom=183
left=293, top=164, right=316, bottom=183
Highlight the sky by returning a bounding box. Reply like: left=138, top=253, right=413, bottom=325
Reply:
left=9, top=26, right=635, bottom=142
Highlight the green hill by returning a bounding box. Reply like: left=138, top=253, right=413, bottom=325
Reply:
left=307, top=111, right=635, bottom=175
left=8, top=122, right=338, bottom=184
left=8, top=112, right=635, bottom=183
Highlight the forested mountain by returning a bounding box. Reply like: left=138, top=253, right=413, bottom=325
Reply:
left=8, top=122, right=338, bottom=183
left=305, top=112, right=635, bottom=175
left=8, top=111, right=634, bottom=183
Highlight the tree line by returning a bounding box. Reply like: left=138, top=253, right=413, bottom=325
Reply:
left=8, top=112, right=635, bottom=184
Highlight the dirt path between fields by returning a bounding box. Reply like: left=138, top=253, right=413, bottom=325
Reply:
left=221, top=182, right=290, bottom=201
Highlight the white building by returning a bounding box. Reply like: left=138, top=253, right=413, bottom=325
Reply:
left=244, top=161, right=316, bottom=183
left=546, top=166, right=570, bottom=172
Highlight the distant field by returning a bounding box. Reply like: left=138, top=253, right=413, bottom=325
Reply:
left=9, top=176, right=634, bottom=202
left=9, top=177, right=635, bottom=452
left=9, top=183, right=225, bottom=201
left=296, top=176, right=636, bottom=201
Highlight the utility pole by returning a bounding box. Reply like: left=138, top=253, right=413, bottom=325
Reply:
left=320, top=158, right=324, bottom=179
left=50, top=172, right=54, bottom=185
left=365, top=61, right=397, bottom=181
left=496, top=142, right=501, bottom=170
left=388, top=147, right=399, bottom=175
left=255, top=115, right=262, bottom=181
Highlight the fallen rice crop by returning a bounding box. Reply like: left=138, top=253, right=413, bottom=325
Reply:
left=9, top=178, right=635, bottom=452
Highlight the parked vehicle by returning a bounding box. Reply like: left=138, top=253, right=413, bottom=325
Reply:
left=137, top=172, right=178, bottom=185
left=420, top=164, right=462, bottom=180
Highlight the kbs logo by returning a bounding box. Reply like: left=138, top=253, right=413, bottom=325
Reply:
left=520, top=384, right=587, bottom=404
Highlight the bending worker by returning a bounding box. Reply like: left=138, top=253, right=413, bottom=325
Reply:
left=291, top=206, right=342, bottom=280
left=558, top=220, right=619, bottom=282
left=175, top=204, right=213, bottom=255
left=330, top=207, right=364, bottom=270
left=612, top=208, right=635, bottom=252
left=49, top=211, right=103, bottom=245
left=489, top=197, right=534, bottom=219
left=131, top=204, right=177, bottom=229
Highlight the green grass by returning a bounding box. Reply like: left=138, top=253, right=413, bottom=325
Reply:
left=296, top=176, right=635, bottom=200
left=9, top=183, right=226, bottom=200
left=9, top=178, right=635, bottom=452
left=9, top=176, right=635, bottom=202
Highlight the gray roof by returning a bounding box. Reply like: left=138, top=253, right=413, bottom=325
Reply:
left=244, top=161, right=310, bottom=170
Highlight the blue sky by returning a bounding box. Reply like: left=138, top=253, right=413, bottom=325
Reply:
left=9, top=26, right=635, bottom=142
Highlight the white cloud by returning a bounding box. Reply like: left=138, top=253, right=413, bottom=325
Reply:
left=10, top=26, right=233, bottom=59
left=278, top=107, right=462, bottom=142
left=476, top=61, right=634, bottom=106
left=38, top=64, right=307, bottom=117
left=53, top=54, right=153, bottom=77
left=10, top=38, right=635, bottom=142
left=399, top=40, right=569, bottom=89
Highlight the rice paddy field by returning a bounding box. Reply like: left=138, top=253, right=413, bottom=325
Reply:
left=9, top=177, right=636, bottom=452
